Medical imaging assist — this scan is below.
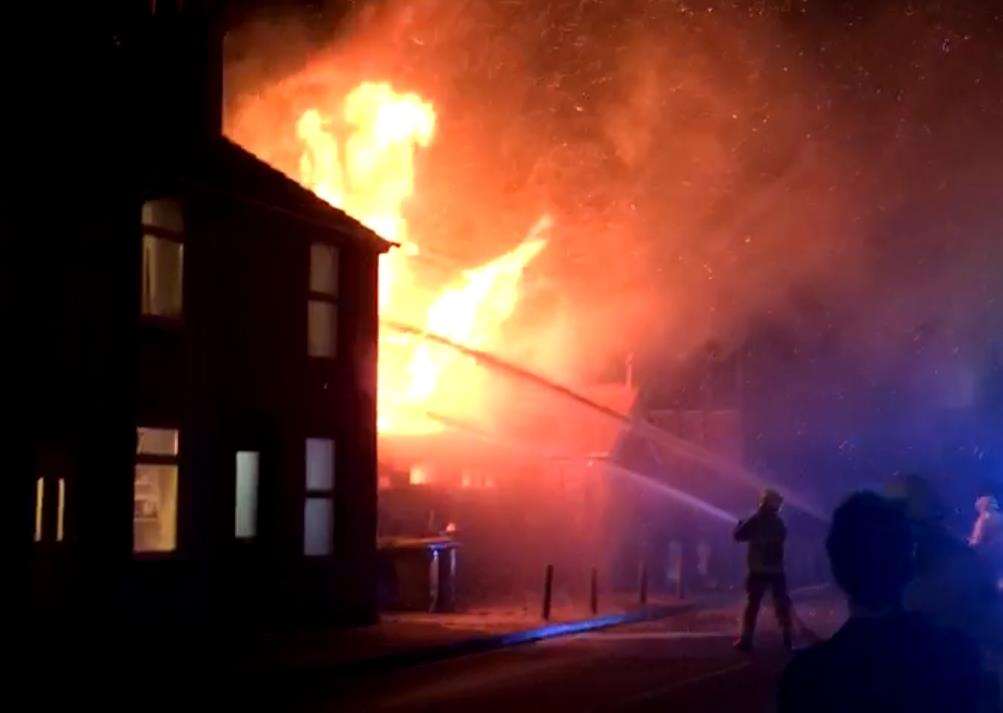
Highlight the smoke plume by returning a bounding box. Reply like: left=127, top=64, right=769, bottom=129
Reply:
left=225, top=0, right=1003, bottom=505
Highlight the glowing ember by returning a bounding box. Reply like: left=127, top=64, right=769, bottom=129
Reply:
left=293, top=81, right=548, bottom=435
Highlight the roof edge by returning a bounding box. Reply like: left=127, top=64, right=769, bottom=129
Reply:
left=187, top=137, right=396, bottom=253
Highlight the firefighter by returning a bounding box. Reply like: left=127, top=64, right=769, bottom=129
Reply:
left=734, top=488, right=793, bottom=651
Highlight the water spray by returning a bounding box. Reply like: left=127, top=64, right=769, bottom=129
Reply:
left=415, top=409, right=740, bottom=524
left=597, top=459, right=740, bottom=524
left=382, top=320, right=828, bottom=521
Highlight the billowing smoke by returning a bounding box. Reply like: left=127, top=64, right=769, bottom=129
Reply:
left=225, top=0, right=1003, bottom=515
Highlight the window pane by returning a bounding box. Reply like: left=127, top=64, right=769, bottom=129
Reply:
left=34, top=477, right=44, bottom=543
left=142, top=199, right=184, bottom=233
left=307, top=300, right=337, bottom=357
left=310, top=243, right=339, bottom=296
left=235, top=451, right=260, bottom=539
left=306, top=438, right=335, bottom=491
left=303, top=498, right=333, bottom=556
left=137, top=427, right=179, bottom=456
left=57, top=478, right=65, bottom=542
left=134, top=464, right=178, bottom=553
left=142, top=235, right=184, bottom=318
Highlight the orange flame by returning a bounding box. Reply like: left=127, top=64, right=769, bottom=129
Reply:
left=294, top=81, right=549, bottom=435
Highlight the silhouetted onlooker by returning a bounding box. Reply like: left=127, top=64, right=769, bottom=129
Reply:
left=971, top=495, right=1003, bottom=584
left=778, top=492, right=986, bottom=713
left=734, top=488, right=793, bottom=651
left=970, top=496, right=1002, bottom=550
left=888, top=475, right=1001, bottom=651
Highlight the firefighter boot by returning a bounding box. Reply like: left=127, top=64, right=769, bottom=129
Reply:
left=735, top=591, right=760, bottom=652
left=734, top=617, right=755, bottom=652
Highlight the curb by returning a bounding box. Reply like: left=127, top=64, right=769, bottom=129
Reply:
left=291, top=601, right=697, bottom=679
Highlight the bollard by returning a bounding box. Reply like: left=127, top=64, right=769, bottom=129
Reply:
left=638, top=561, right=648, bottom=605
left=542, top=564, right=555, bottom=620
left=590, top=567, right=599, bottom=615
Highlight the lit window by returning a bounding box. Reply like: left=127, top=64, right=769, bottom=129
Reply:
left=304, top=438, right=335, bottom=556
left=34, top=477, right=44, bottom=543
left=235, top=451, right=260, bottom=539
left=134, top=465, right=178, bottom=553
left=56, top=478, right=66, bottom=542
left=33, top=476, right=67, bottom=544
left=307, top=242, right=338, bottom=358
left=307, top=300, right=337, bottom=357
left=306, top=438, right=335, bottom=491
left=142, top=236, right=184, bottom=318
left=142, top=199, right=184, bottom=233
left=141, top=199, right=184, bottom=320
left=134, top=426, right=180, bottom=553
left=137, top=427, right=179, bottom=456
left=304, top=499, right=334, bottom=557
left=309, top=243, right=339, bottom=297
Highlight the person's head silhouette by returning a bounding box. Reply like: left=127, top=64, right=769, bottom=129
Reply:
left=760, top=488, right=784, bottom=514
left=827, top=491, right=915, bottom=612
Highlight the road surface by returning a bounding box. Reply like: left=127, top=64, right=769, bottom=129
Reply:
left=269, top=592, right=846, bottom=712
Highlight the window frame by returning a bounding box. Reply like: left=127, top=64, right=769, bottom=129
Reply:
left=56, top=478, right=66, bottom=543
left=307, top=299, right=338, bottom=359
left=33, top=475, right=68, bottom=546
left=133, top=426, right=181, bottom=557
left=309, top=242, right=340, bottom=297
left=306, top=241, right=339, bottom=360
left=34, top=477, right=44, bottom=543
left=303, top=437, right=336, bottom=558
left=140, top=199, right=186, bottom=325
left=234, top=450, right=261, bottom=541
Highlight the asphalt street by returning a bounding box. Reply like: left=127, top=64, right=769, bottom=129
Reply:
left=276, top=592, right=846, bottom=712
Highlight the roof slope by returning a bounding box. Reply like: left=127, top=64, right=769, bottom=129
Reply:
left=183, top=137, right=394, bottom=253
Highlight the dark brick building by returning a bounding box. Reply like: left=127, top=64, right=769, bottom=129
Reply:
left=21, top=2, right=390, bottom=629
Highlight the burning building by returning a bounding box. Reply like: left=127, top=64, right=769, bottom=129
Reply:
left=219, top=1, right=831, bottom=606
left=23, top=0, right=1003, bottom=630
left=22, top=2, right=389, bottom=629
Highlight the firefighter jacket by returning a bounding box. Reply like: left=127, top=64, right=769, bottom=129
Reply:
left=734, top=509, right=786, bottom=575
